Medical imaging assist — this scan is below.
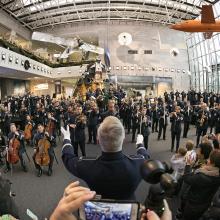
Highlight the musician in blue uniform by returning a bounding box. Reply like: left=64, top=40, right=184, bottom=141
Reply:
left=61, top=116, right=149, bottom=200
left=4, top=123, right=27, bottom=173
left=170, top=106, right=183, bottom=152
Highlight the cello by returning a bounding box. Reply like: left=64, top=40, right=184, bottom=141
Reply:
left=7, top=135, right=20, bottom=164
left=24, top=123, right=33, bottom=141
left=35, top=135, right=51, bottom=166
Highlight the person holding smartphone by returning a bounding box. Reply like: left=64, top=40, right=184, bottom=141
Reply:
left=50, top=181, right=172, bottom=220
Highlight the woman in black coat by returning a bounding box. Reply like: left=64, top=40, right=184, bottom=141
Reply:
left=182, top=150, right=220, bottom=220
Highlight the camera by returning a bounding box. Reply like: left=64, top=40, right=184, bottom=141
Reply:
left=79, top=160, right=176, bottom=219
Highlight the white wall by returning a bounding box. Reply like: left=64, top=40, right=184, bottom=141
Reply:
left=41, top=20, right=190, bottom=91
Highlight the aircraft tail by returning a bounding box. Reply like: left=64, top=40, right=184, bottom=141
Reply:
left=203, top=32, right=213, bottom=39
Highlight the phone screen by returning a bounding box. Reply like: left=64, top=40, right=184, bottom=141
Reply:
left=79, top=201, right=139, bottom=220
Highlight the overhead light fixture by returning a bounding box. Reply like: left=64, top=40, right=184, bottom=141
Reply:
left=138, top=67, right=142, bottom=70
left=145, top=67, right=149, bottom=71
left=21, top=60, right=24, bottom=66
left=131, top=66, right=134, bottom=70
left=152, top=67, right=156, bottom=71
left=116, top=66, right=119, bottom=70
left=33, top=65, right=36, bottom=69
left=182, top=69, right=186, bottom=73
left=171, top=68, right=175, bottom=72
left=123, top=66, right=127, bottom=70
left=158, top=67, right=162, bottom=71
left=9, top=56, right=13, bottom=62
left=37, top=66, right=40, bottom=70
left=15, top=58, right=19, bottom=64
left=41, top=67, right=43, bottom=72
left=118, top=32, right=133, bottom=46
left=68, top=70, right=71, bottom=74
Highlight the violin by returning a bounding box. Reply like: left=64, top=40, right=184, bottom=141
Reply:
left=7, top=135, right=20, bottom=164
left=35, top=135, right=51, bottom=166
left=24, top=122, right=33, bottom=140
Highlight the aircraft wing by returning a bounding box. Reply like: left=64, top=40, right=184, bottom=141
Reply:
left=201, top=5, right=215, bottom=23
left=32, top=32, right=79, bottom=48
left=80, top=43, right=104, bottom=54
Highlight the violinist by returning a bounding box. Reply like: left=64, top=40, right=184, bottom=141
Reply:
left=182, top=101, right=193, bottom=138
left=131, top=105, right=141, bottom=143
left=32, top=124, right=55, bottom=177
left=157, top=102, right=168, bottom=141
left=87, top=103, right=99, bottom=145
left=170, top=106, right=183, bottom=152
left=73, top=105, right=87, bottom=156
left=24, top=115, right=34, bottom=146
left=140, top=107, right=151, bottom=150
left=196, top=103, right=210, bottom=147
left=4, top=123, right=27, bottom=173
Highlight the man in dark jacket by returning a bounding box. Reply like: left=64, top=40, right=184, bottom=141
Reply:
left=182, top=151, right=220, bottom=220
left=61, top=116, right=149, bottom=200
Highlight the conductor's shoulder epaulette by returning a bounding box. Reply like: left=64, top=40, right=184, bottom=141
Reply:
left=126, top=155, right=145, bottom=160
left=79, top=156, right=98, bottom=161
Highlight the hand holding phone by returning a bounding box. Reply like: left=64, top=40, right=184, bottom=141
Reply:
left=50, top=181, right=96, bottom=220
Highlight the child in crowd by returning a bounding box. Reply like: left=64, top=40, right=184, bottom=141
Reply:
left=184, top=140, right=197, bottom=165
left=170, top=147, right=187, bottom=180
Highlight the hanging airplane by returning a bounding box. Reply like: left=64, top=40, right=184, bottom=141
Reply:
left=170, top=5, right=220, bottom=39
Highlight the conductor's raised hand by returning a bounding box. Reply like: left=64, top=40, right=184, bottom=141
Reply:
left=136, top=134, right=144, bottom=145
left=61, top=125, right=71, bottom=141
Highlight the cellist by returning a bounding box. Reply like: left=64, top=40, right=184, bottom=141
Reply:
left=4, top=123, right=27, bottom=173
left=32, top=124, right=55, bottom=177
left=24, top=115, right=34, bottom=146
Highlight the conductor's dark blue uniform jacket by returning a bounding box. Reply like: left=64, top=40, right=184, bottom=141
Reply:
left=62, top=139, right=149, bottom=200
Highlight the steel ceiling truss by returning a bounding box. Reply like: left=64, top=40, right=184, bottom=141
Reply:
left=0, top=0, right=217, bottom=30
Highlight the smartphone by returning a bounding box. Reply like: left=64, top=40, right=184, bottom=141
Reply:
left=79, top=200, right=139, bottom=220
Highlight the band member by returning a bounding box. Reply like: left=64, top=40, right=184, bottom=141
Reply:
left=87, top=103, right=99, bottom=144
left=131, top=105, right=141, bottom=143
left=151, top=103, right=159, bottom=133
left=209, top=104, right=217, bottom=134
left=33, top=124, right=55, bottom=177
left=170, top=106, right=183, bottom=152
left=24, top=115, right=34, bottom=145
left=157, top=103, right=168, bottom=140
left=196, top=103, right=209, bottom=146
left=45, top=112, right=57, bottom=138
left=4, top=123, right=27, bottom=173
left=101, top=100, right=119, bottom=121
left=182, top=101, right=192, bottom=138
left=214, top=103, right=220, bottom=134
left=140, top=108, right=151, bottom=150
left=73, top=105, right=87, bottom=156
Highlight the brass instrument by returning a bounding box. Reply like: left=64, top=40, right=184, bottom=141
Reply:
left=200, top=110, right=206, bottom=126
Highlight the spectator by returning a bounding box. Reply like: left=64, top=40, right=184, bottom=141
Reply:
left=50, top=181, right=172, bottom=220
left=61, top=116, right=149, bottom=200
left=182, top=151, right=220, bottom=220
left=184, top=140, right=197, bottom=165
left=170, top=147, right=187, bottom=180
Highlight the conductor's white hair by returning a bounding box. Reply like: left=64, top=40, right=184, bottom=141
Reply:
left=98, top=116, right=125, bottom=152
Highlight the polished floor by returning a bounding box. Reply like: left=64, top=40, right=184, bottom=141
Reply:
left=0, top=123, right=199, bottom=219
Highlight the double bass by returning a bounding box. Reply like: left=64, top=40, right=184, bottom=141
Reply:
left=35, top=136, right=51, bottom=166
left=46, top=118, right=56, bottom=136
left=7, top=135, right=20, bottom=164
left=24, top=123, right=32, bottom=141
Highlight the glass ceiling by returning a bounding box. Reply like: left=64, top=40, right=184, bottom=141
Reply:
left=0, top=0, right=218, bottom=30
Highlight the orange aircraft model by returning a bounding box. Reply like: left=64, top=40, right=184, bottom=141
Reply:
left=170, top=5, right=220, bottom=39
